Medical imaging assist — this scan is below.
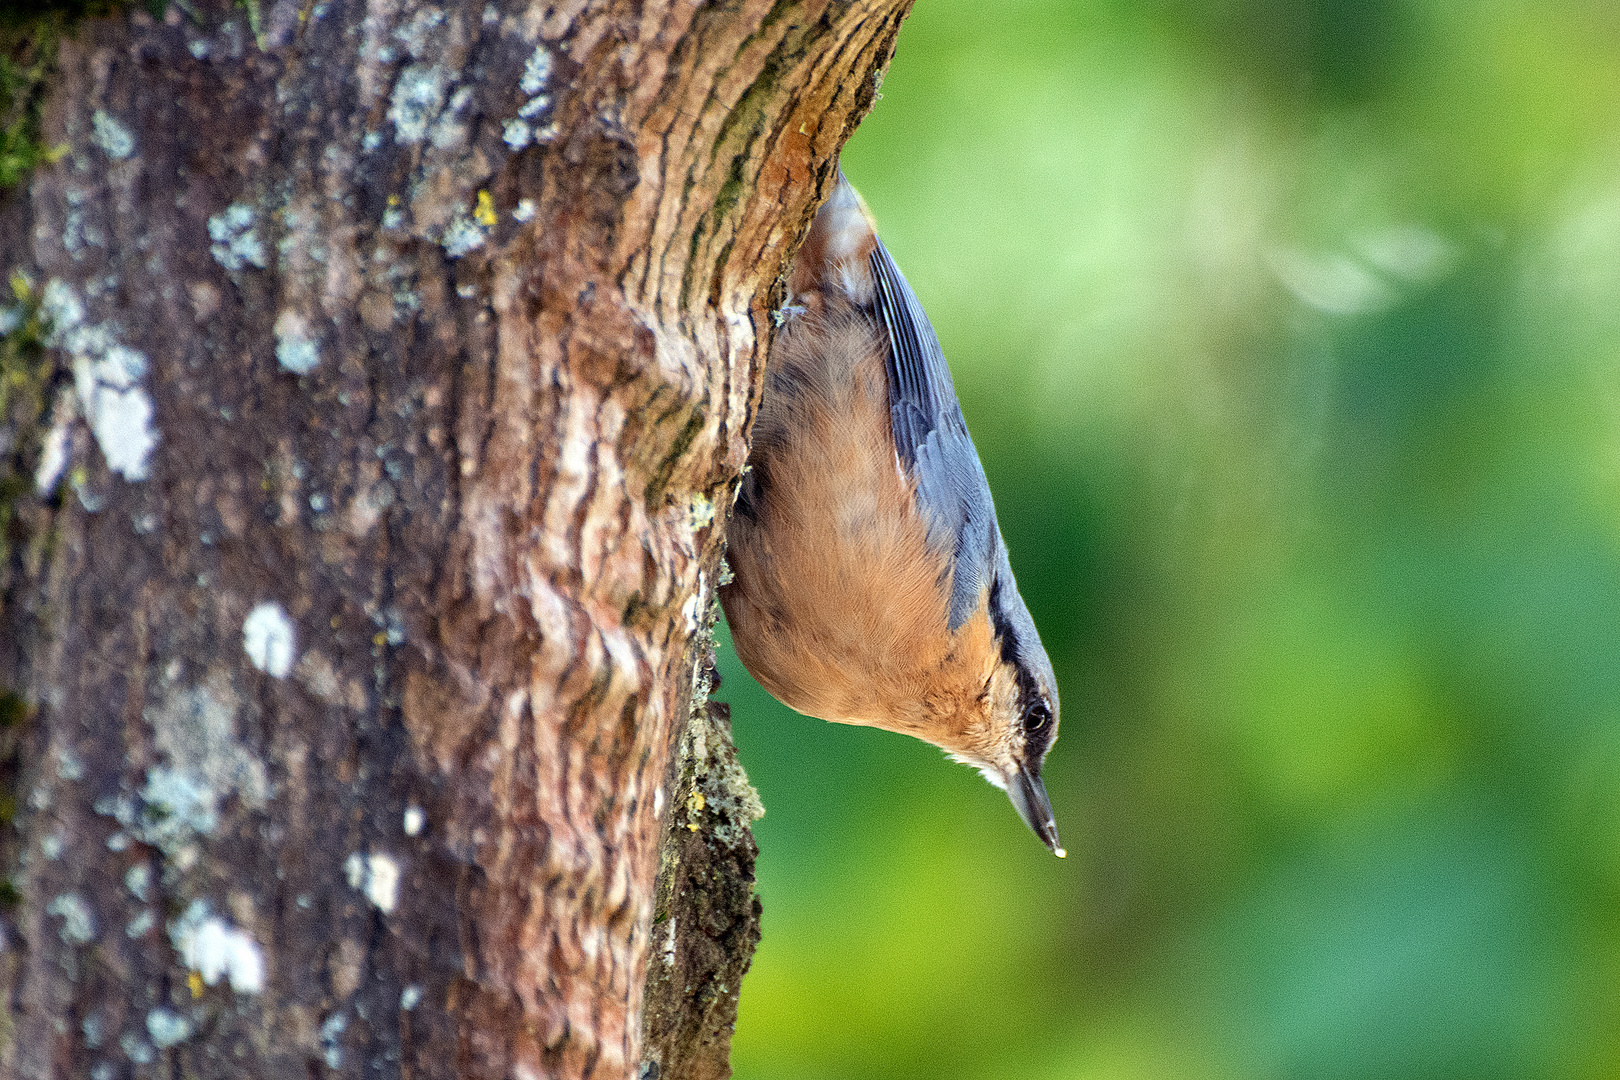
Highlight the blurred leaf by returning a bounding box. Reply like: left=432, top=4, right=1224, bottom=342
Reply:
left=725, top=2, right=1620, bottom=1077
left=1192, top=796, right=1574, bottom=1080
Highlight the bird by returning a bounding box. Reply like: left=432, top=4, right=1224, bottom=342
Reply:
left=721, top=170, right=1065, bottom=856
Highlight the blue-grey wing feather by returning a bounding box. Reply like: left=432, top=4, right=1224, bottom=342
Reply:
left=869, top=240, right=999, bottom=631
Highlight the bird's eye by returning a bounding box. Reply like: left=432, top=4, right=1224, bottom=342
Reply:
left=1022, top=701, right=1051, bottom=735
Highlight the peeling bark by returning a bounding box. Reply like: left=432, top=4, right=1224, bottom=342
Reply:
left=0, top=0, right=909, bottom=1077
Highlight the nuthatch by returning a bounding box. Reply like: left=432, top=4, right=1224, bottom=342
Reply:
left=722, top=172, right=1064, bottom=856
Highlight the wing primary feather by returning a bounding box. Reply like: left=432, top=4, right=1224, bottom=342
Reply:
left=870, top=241, right=944, bottom=469
left=867, top=239, right=999, bottom=631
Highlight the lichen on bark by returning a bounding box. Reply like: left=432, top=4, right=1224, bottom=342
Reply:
left=640, top=584, right=765, bottom=1080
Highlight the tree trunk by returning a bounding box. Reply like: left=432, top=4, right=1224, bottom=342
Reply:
left=0, top=1, right=907, bottom=1077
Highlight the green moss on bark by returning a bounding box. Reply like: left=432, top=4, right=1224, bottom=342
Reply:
left=0, top=273, right=57, bottom=572
left=0, top=1, right=176, bottom=189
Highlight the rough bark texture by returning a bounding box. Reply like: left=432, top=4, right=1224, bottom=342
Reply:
left=0, top=0, right=908, bottom=1077
left=638, top=634, right=762, bottom=1080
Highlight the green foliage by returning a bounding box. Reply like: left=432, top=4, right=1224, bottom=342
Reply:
left=0, top=0, right=165, bottom=29
left=0, top=272, right=54, bottom=567
left=0, top=1, right=175, bottom=189
left=719, top=2, right=1620, bottom=1078
left=233, top=0, right=262, bottom=48
left=0, top=32, right=60, bottom=190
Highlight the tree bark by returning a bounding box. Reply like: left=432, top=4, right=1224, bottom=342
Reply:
left=0, top=0, right=908, bottom=1077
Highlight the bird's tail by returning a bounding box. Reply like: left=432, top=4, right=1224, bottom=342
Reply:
left=789, top=170, right=879, bottom=304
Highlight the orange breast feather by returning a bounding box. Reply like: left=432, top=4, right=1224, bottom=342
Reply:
left=723, top=305, right=998, bottom=751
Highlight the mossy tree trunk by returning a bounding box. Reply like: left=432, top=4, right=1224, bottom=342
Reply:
left=0, top=0, right=908, bottom=1077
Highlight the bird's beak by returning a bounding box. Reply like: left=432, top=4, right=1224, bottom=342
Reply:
left=1007, top=763, right=1065, bottom=858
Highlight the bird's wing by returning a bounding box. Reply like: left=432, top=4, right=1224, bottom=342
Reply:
left=869, top=238, right=1000, bottom=631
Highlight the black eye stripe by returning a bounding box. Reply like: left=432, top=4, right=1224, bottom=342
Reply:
left=989, top=573, right=1055, bottom=754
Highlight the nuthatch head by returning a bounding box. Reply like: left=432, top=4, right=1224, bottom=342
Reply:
left=722, top=171, right=1064, bottom=856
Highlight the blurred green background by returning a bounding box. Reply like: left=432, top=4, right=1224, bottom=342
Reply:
left=716, top=1, right=1620, bottom=1078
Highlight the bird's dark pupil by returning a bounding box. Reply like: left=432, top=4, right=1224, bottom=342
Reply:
left=1024, top=703, right=1049, bottom=733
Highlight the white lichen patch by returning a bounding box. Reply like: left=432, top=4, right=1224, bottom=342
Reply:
left=389, top=64, right=448, bottom=144
left=502, top=119, right=532, bottom=150
left=208, top=203, right=269, bottom=272
left=85, top=387, right=155, bottom=481
left=687, top=492, right=715, bottom=530
left=244, top=601, right=297, bottom=676
left=272, top=309, right=320, bottom=374
left=139, top=767, right=218, bottom=848
left=170, top=901, right=266, bottom=993
left=393, top=5, right=444, bottom=58
left=513, top=198, right=536, bottom=223
left=679, top=690, right=765, bottom=847
left=56, top=749, right=85, bottom=781
left=124, top=862, right=152, bottom=902
left=47, top=893, right=96, bottom=944
left=42, top=279, right=159, bottom=482
left=366, top=853, right=400, bottom=912
left=400, top=985, right=423, bottom=1010
left=121, top=1031, right=154, bottom=1065
left=520, top=45, right=553, bottom=95
left=152, top=675, right=258, bottom=790
left=91, top=109, right=135, bottom=160
left=383, top=606, right=406, bottom=645
left=277, top=202, right=329, bottom=266
left=403, top=805, right=425, bottom=836
left=145, top=1009, right=192, bottom=1048
left=61, top=186, right=107, bottom=259
left=320, top=1013, right=346, bottom=1069
left=699, top=746, right=765, bottom=846
left=660, top=914, right=677, bottom=967
left=440, top=211, right=486, bottom=258
left=682, top=573, right=707, bottom=632
left=502, top=45, right=555, bottom=148
left=139, top=668, right=268, bottom=853
left=345, top=851, right=402, bottom=913
left=430, top=86, right=475, bottom=151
